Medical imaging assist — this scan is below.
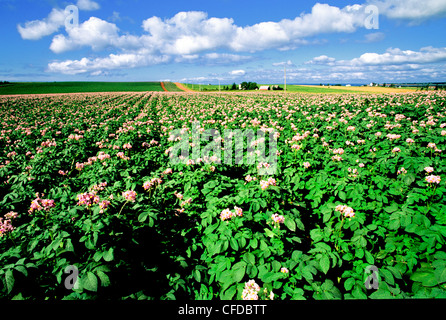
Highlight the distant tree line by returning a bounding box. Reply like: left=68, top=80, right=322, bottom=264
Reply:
left=219, top=82, right=284, bottom=91
left=219, top=82, right=257, bottom=90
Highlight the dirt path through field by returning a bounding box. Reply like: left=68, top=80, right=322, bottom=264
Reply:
left=160, top=82, right=168, bottom=92
left=174, top=82, right=194, bottom=92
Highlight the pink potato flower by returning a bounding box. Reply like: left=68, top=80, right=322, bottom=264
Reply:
left=143, top=177, right=162, bottom=191
left=122, top=190, right=137, bottom=202
left=220, top=206, right=243, bottom=221
left=234, top=206, right=243, bottom=217
left=99, top=200, right=111, bottom=213
left=271, top=213, right=285, bottom=224
left=241, top=280, right=261, bottom=300
left=425, top=175, right=441, bottom=184
left=220, top=209, right=234, bottom=221
left=0, top=218, right=14, bottom=237
left=77, top=192, right=100, bottom=207
left=29, top=193, right=55, bottom=214
left=424, top=167, right=434, bottom=173
left=335, top=205, right=355, bottom=218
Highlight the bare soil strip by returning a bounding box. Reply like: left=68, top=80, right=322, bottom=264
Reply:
left=160, top=82, right=168, bottom=92
left=174, top=82, right=194, bottom=92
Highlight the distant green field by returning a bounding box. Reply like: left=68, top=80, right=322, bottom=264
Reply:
left=0, top=82, right=164, bottom=95
left=179, top=83, right=418, bottom=94
left=0, top=81, right=420, bottom=95
left=177, top=83, right=368, bottom=93
left=161, top=82, right=183, bottom=92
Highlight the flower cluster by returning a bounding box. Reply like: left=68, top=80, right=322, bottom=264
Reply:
left=425, top=175, right=441, bottom=184
left=241, top=280, right=274, bottom=300
left=241, top=280, right=261, bottom=300
left=0, top=211, right=18, bottom=237
left=335, top=205, right=355, bottom=218
left=397, top=167, right=408, bottom=175
left=41, top=139, right=57, bottom=148
left=143, top=177, right=162, bottom=191
left=271, top=213, right=285, bottom=228
left=117, top=152, right=130, bottom=161
left=220, top=206, right=243, bottom=221
left=4, top=211, right=18, bottom=220
left=76, top=183, right=111, bottom=212
left=426, top=142, right=443, bottom=153
left=291, top=144, right=301, bottom=150
left=99, top=200, right=111, bottom=213
left=257, top=162, right=270, bottom=170
left=68, top=134, right=83, bottom=141
left=74, top=152, right=112, bottom=171
left=174, top=191, right=183, bottom=200
left=424, top=167, right=434, bottom=173
left=173, top=191, right=190, bottom=215
left=333, top=148, right=344, bottom=155
left=6, top=151, right=17, bottom=158
left=347, top=167, right=358, bottom=178
left=427, top=142, right=436, bottom=149
left=260, top=177, right=276, bottom=190
left=77, top=192, right=100, bottom=207
left=245, top=175, right=257, bottom=182
left=88, top=182, right=105, bottom=192
left=29, top=193, right=55, bottom=214
left=386, top=133, right=401, bottom=141
left=122, top=190, right=137, bottom=202
left=98, top=151, right=111, bottom=161
left=180, top=197, right=193, bottom=207
left=0, top=216, right=15, bottom=237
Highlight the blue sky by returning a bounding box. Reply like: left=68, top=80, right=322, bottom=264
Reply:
left=1, top=0, right=446, bottom=84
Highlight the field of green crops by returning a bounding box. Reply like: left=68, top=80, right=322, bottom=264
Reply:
left=0, top=82, right=165, bottom=95
left=0, top=91, right=445, bottom=300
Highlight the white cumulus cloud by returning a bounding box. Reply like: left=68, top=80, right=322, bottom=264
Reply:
left=368, top=0, right=446, bottom=23
left=17, top=8, right=66, bottom=40
left=306, top=47, right=446, bottom=67
left=50, top=17, right=126, bottom=53
left=352, top=47, right=446, bottom=65
left=76, top=0, right=100, bottom=11
left=33, top=0, right=446, bottom=76
left=47, top=49, right=170, bottom=75
left=229, top=70, right=246, bottom=76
